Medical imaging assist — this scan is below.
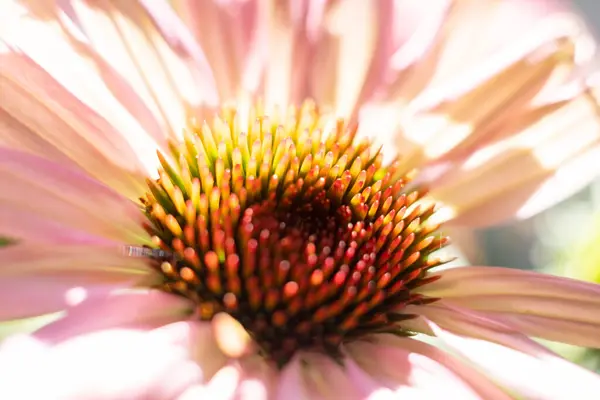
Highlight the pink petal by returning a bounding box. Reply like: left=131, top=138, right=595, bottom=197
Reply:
left=0, top=11, right=165, bottom=198
left=0, top=208, right=116, bottom=245
left=170, top=0, right=261, bottom=101
left=0, top=148, right=149, bottom=244
left=308, top=0, right=395, bottom=117
left=0, top=242, right=157, bottom=320
left=0, top=0, right=169, bottom=141
left=151, top=321, right=228, bottom=381
left=0, top=327, right=203, bottom=399
left=274, top=355, right=311, bottom=400
left=416, top=304, right=600, bottom=399
left=0, top=242, right=154, bottom=279
left=342, top=357, right=398, bottom=400
left=386, top=0, right=591, bottom=108
left=345, top=338, right=495, bottom=399
left=175, top=385, right=209, bottom=400
left=364, top=0, right=589, bottom=118
left=204, top=364, right=241, bottom=400
left=483, top=312, right=600, bottom=349
left=1, top=0, right=202, bottom=150
left=276, top=352, right=370, bottom=400
left=353, top=335, right=511, bottom=399
left=370, top=1, right=599, bottom=226
left=350, top=0, right=451, bottom=119
left=0, top=107, right=75, bottom=167
left=233, top=356, right=277, bottom=400
left=258, top=0, right=326, bottom=107
left=138, top=0, right=219, bottom=104
left=187, top=356, right=278, bottom=400
left=53, top=0, right=215, bottom=139
left=418, top=266, right=600, bottom=347
left=0, top=277, right=119, bottom=321
left=35, top=289, right=193, bottom=343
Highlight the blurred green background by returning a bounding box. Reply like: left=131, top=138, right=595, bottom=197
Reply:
left=478, top=180, right=600, bottom=373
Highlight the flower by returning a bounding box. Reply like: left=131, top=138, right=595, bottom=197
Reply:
left=1, top=0, right=600, bottom=399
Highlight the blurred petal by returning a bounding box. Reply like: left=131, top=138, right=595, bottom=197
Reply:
left=150, top=320, right=229, bottom=382
left=449, top=140, right=600, bottom=226
left=513, top=141, right=600, bottom=220
left=0, top=1, right=172, bottom=197
left=137, top=0, right=219, bottom=103
left=233, top=356, right=277, bottom=400
left=0, top=243, right=154, bottom=279
left=0, top=208, right=117, bottom=245
left=203, top=364, right=240, bottom=400
left=260, top=0, right=326, bottom=107
left=2, top=0, right=217, bottom=139
left=350, top=0, right=451, bottom=118
left=418, top=266, right=600, bottom=347
left=0, top=243, right=155, bottom=320
left=413, top=304, right=600, bottom=400
left=348, top=3, right=600, bottom=226
left=65, top=0, right=218, bottom=135
left=389, top=0, right=587, bottom=103
left=0, top=278, right=118, bottom=321
left=171, top=0, right=262, bottom=101
left=350, top=335, right=511, bottom=399
left=276, top=353, right=366, bottom=400
left=184, top=357, right=275, bottom=400
left=345, top=338, right=501, bottom=399
left=0, top=148, right=149, bottom=244
left=0, top=327, right=203, bottom=400
left=176, top=385, right=208, bottom=400
left=309, top=0, right=393, bottom=117
left=427, top=83, right=600, bottom=226
left=363, top=0, right=590, bottom=141
left=484, top=312, right=600, bottom=350
left=419, top=266, right=600, bottom=302
left=35, top=289, right=193, bottom=342
left=0, top=49, right=150, bottom=199
left=273, top=356, right=308, bottom=400
left=407, top=1, right=591, bottom=110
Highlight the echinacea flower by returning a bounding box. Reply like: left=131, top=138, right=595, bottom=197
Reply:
left=1, top=0, right=600, bottom=399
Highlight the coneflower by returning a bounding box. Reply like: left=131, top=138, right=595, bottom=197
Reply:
left=139, top=101, right=447, bottom=367
left=1, top=1, right=600, bottom=399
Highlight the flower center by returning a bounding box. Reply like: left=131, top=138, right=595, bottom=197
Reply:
left=140, top=101, right=447, bottom=366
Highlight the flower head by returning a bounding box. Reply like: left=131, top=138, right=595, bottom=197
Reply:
left=140, top=101, right=448, bottom=367
left=1, top=0, right=600, bottom=399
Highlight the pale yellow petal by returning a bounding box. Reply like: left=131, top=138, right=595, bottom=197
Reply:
left=428, top=85, right=600, bottom=226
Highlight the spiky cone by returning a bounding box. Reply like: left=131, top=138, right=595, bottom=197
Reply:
left=140, top=101, right=447, bottom=366
left=1, top=1, right=600, bottom=399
